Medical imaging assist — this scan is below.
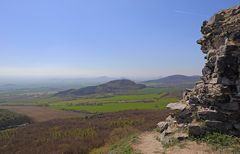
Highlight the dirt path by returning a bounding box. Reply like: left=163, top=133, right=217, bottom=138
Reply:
left=133, top=131, right=218, bottom=154
left=0, top=106, right=85, bottom=122
left=133, top=131, right=164, bottom=154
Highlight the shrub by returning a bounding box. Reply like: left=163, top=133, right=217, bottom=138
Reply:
left=194, top=133, right=240, bottom=152
left=0, top=109, right=32, bottom=130
left=51, top=128, right=97, bottom=140
left=110, top=118, right=144, bottom=128
left=0, top=129, right=16, bottom=145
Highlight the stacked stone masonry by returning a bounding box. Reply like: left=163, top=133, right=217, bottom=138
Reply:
left=158, top=6, right=240, bottom=143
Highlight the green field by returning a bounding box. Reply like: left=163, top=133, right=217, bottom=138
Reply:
left=0, top=87, right=179, bottom=114
left=50, top=98, right=176, bottom=113
left=136, top=87, right=167, bottom=94
left=48, top=88, right=178, bottom=113
left=100, top=93, right=164, bottom=101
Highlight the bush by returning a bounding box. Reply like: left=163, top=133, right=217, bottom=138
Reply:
left=110, top=118, right=144, bottom=128
left=194, top=133, right=240, bottom=152
left=0, top=109, right=32, bottom=130
left=0, top=129, right=16, bottom=144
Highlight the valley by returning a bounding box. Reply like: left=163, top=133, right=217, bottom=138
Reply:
left=0, top=79, right=181, bottom=153
left=0, top=79, right=182, bottom=115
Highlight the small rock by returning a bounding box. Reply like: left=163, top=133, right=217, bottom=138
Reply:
left=160, top=130, right=166, bottom=141
left=165, top=126, right=177, bottom=135
left=202, top=66, right=212, bottom=76
left=166, top=103, right=187, bottom=111
left=165, top=115, right=176, bottom=124
left=157, top=122, right=168, bottom=133
left=210, top=78, right=219, bottom=84
left=159, top=130, right=171, bottom=144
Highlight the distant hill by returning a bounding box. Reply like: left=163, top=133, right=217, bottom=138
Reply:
left=56, top=79, right=146, bottom=97
left=143, top=75, right=201, bottom=87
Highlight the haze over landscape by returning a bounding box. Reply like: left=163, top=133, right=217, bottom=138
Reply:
left=1, top=0, right=239, bottom=80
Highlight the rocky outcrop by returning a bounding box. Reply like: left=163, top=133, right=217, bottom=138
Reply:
left=158, top=5, right=240, bottom=143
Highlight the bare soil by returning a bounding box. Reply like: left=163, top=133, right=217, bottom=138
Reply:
left=133, top=131, right=164, bottom=154
left=134, top=131, right=219, bottom=154
left=0, top=106, right=85, bottom=122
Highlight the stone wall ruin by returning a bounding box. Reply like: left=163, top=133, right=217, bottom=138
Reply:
left=158, top=6, right=240, bottom=143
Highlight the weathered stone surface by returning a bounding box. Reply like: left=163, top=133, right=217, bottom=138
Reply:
left=165, top=115, right=175, bottom=123
left=166, top=103, right=187, bottom=111
left=157, top=122, right=168, bottom=133
left=197, top=110, right=226, bottom=121
left=175, top=110, right=193, bottom=124
left=205, top=120, right=224, bottom=131
left=182, top=5, right=240, bottom=135
left=205, top=120, right=233, bottom=133
left=221, top=102, right=239, bottom=111
left=158, top=5, right=240, bottom=140
left=165, top=126, right=177, bottom=135
left=189, top=125, right=206, bottom=137
left=234, top=123, right=240, bottom=131
left=159, top=130, right=171, bottom=144
left=159, top=130, right=166, bottom=142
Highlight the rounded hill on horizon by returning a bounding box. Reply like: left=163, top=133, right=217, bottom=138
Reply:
left=56, top=79, right=146, bottom=97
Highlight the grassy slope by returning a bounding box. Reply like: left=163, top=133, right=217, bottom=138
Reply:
left=0, top=110, right=170, bottom=154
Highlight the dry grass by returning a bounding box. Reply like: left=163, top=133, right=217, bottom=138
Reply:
left=0, top=110, right=170, bottom=154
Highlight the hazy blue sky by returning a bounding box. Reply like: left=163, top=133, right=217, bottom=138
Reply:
left=0, top=0, right=239, bottom=79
